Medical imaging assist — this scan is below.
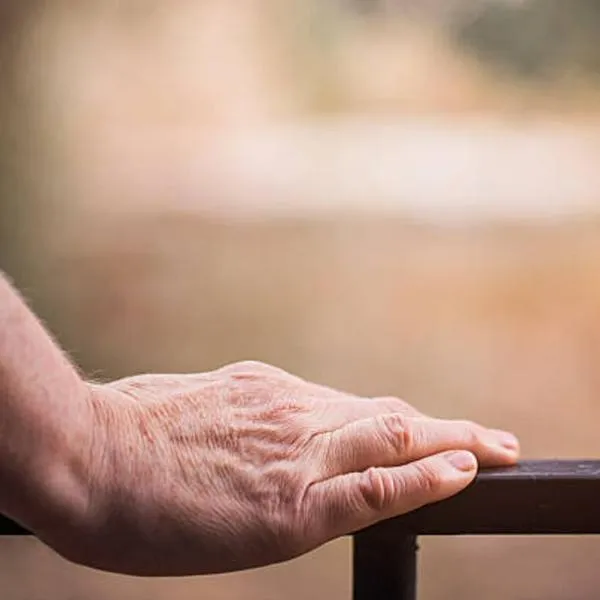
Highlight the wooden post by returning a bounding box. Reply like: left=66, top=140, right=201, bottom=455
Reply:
left=353, top=531, right=418, bottom=600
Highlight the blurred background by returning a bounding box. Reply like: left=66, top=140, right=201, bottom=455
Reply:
left=1, top=1, right=600, bottom=598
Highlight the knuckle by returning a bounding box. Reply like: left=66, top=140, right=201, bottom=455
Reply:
left=376, top=413, right=411, bottom=453
left=226, top=360, right=274, bottom=375
left=379, top=396, right=406, bottom=408
left=413, top=461, right=443, bottom=495
left=358, top=467, right=398, bottom=511
left=221, top=361, right=296, bottom=386
left=374, top=396, right=403, bottom=411
left=460, top=419, right=480, bottom=431
left=457, top=419, right=485, bottom=446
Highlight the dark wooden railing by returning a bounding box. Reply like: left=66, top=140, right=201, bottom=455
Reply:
left=353, top=460, right=600, bottom=599
left=1, top=461, right=599, bottom=599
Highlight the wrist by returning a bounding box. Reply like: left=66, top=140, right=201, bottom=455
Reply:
left=0, top=275, right=96, bottom=535
left=0, top=376, right=95, bottom=537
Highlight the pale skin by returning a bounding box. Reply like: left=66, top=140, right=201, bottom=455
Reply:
left=0, top=272, right=519, bottom=576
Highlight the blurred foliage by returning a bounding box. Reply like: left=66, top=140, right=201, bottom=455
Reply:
left=458, top=0, right=600, bottom=79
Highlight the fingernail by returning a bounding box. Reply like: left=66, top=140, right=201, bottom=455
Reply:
left=446, top=451, right=477, bottom=472
left=493, top=430, right=519, bottom=451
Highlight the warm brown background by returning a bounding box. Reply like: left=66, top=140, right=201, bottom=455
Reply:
left=2, top=2, right=600, bottom=599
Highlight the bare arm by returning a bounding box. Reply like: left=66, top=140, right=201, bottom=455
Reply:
left=0, top=273, right=92, bottom=531
left=0, top=271, right=519, bottom=575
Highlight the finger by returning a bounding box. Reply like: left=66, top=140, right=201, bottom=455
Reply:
left=306, top=451, right=478, bottom=540
left=316, top=395, right=425, bottom=433
left=313, top=414, right=518, bottom=480
left=311, top=387, right=422, bottom=418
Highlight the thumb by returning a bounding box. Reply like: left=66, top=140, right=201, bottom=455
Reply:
left=306, top=450, right=477, bottom=541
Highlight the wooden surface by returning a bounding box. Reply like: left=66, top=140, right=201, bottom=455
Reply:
left=353, top=460, right=600, bottom=600
left=367, top=460, right=600, bottom=537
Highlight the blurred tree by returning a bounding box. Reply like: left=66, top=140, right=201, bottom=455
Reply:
left=457, top=0, right=600, bottom=79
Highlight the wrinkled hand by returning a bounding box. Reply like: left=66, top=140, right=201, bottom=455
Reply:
left=40, top=362, right=519, bottom=576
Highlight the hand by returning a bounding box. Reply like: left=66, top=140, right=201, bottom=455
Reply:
left=34, top=361, right=519, bottom=576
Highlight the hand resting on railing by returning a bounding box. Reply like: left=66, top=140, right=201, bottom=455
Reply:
left=0, top=272, right=519, bottom=576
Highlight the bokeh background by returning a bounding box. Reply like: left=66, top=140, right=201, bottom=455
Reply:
left=2, top=1, right=600, bottom=598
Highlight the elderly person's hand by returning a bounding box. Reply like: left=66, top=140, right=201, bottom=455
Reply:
left=29, top=361, right=517, bottom=576
left=0, top=270, right=519, bottom=577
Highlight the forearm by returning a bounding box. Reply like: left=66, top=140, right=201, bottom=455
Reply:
left=0, top=272, right=91, bottom=530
